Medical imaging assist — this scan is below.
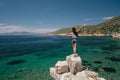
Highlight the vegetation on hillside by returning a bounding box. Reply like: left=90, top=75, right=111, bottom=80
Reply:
left=51, top=16, right=120, bottom=35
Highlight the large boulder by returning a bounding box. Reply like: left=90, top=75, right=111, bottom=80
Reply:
left=55, top=61, right=69, bottom=74
left=66, top=54, right=82, bottom=75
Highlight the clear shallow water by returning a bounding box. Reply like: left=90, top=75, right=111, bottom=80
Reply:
left=0, top=35, right=120, bottom=80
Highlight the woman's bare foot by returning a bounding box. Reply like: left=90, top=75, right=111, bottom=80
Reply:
left=74, top=53, right=78, bottom=57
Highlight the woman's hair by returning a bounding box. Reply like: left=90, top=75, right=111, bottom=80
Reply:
left=72, top=27, right=78, bottom=37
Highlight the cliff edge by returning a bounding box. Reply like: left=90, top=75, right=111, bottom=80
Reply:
left=50, top=54, right=105, bottom=80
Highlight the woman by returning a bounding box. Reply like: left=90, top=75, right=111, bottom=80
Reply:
left=71, top=27, right=79, bottom=57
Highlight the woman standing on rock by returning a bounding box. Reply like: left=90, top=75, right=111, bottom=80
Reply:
left=71, top=27, right=79, bottom=57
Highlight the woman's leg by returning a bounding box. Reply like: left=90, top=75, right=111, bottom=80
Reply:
left=72, top=42, right=77, bottom=55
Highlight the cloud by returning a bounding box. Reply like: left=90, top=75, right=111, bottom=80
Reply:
left=0, top=25, right=27, bottom=33
left=0, top=25, right=58, bottom=34
left=102, top=16, right=114, bottom=20
left=83, top=24, right=87, bottom=26
left=84, top=16, right=114, bottom=22
left=83, top=18, right=93, bottom=21
left=0, top=23, right=4, bottom=25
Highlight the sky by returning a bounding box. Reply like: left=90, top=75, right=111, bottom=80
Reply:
left=0, top=0, right=120, bottom=33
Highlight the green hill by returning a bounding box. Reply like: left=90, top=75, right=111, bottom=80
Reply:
left=51, top=16, right=120, bottom=36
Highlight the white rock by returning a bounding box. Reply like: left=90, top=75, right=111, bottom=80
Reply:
left=75, top=71, right=93, bottom=80
left=55, top=73, right=62, bottom=80
left=85, top=70, right=98, bottom=79
left=50, top=67, right=62, bottom=80
left=55, top=61, right=69, bottom=74
left=97, top=77, right=106, bottom=80
left=50, top=54, right=105, bottom=80
left=61, top=72, right=74, bottom=80
left=66, top=54, right=82, bottom=74
left=50, top=67, right=56, bottom=78
left=61, top=71, right=95, bottom=80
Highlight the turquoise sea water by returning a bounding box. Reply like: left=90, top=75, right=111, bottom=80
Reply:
left=0, top=35, right=120, bottom=80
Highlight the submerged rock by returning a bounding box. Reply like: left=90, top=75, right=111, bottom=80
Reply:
left=17, top=68, right=26, bottom=72
left=82, top=60, right=88, bottom=63
left=8, top=73, right=16, bottom=79
left=105, top=56, right=120, bottom=62
left=93, top=67, right=99, bottom=72
left=94, top=61, right=102, bottom=64
left=102, top=67, right=116, bottom=73
left=7, top=60, right=26, bottom=65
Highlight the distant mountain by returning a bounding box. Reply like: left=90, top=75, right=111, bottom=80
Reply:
left=0, top=31, right=41, bottom=35
left=50, top=16, right=120, bottom=36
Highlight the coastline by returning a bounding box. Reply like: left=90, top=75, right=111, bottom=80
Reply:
left=48, top=33, right=120, bottom=39
left=48, top=33, right=112, bottom=37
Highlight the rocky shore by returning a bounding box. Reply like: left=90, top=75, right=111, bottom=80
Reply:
left=112, top=34, right=120, bottom=39
left=50, top=54, right=105, bottom=80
